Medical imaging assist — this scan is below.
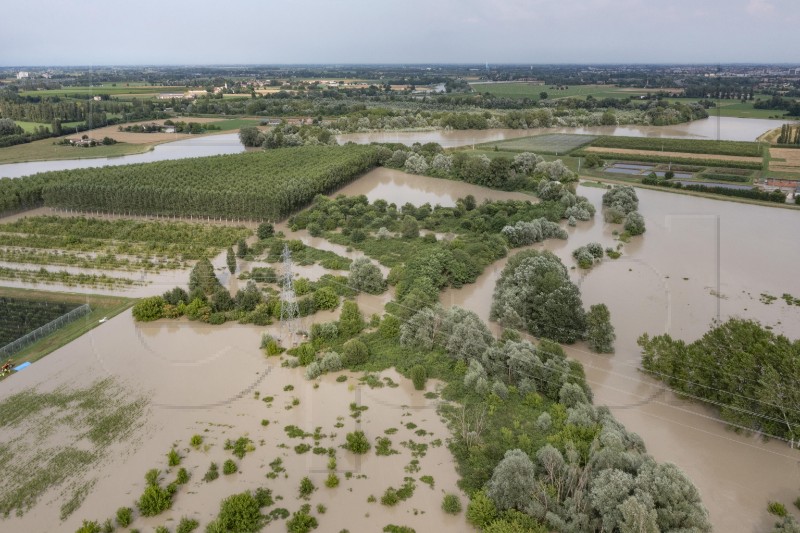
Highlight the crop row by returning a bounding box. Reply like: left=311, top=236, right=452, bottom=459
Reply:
left=578, top=150, right=763, bottom=170
left=0, top=297, right=81, bottom=345
left=589, top=135, right=764, bottom=157
left=25, top=145, right=381, bottom=220
left=0, top=266, right=139, bottom=289
left=0, top=247, right=185, bottom=271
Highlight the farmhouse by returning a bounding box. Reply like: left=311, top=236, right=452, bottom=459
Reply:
left=157, top=93, right=184, bottom=100
left=184, top=90, right=208, bottom=99
left=16, top=71, right=29, bottom=79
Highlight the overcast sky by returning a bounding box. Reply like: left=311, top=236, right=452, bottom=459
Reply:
left=2, top=0, right=798, bottom=66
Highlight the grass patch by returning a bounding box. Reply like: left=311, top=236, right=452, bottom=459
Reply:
left=477, top=134, right=596, bottom=155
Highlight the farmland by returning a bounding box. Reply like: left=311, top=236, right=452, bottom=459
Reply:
left=468, top=82, right=671, bottom=101
left=0, top=137, right=153, bottom=165
left=768, top=147, right=800, bottom=173
left=587, top=135, right=765, bottom=157
left=0, top=287, right=132, bottom=366
left=583, top=147, right=763, bottom=165
left=0, top=216, right=250, bottom=267
left=18, top=84, right=188, bottom=99
left=0, top=295, right=81, bottom=346
left=475, top=133, right=596, bottom=154
left=38, top=145, right=381, bottom=220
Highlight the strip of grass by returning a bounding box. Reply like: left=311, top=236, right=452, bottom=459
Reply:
left=574, top=150, right=763, bottom=170
left=0, top=137, right=154, bottom=165
left=588, top=135, right=764, bottom=157
left=0, top=287, right=132, bottom=366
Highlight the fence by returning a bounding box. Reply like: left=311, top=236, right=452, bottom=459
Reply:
left=0, top=303, right=91, bottom=359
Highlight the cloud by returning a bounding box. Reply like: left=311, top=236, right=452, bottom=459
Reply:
left=746, top=0, right=775, bottom=15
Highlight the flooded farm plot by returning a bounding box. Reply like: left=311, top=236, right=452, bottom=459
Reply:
left=0, top=313, right=470, bottom=532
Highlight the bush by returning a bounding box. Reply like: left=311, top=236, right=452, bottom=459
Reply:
left=203, top=462, right=219, bottom=482
left=176, top=467, right=189, bottom=484
left=343, top=431, right=371, bottom=454
left=343, top=339, right=369, bottom=366
left=190, top=434, right=203, bottom=448
left=624, top=211, right=646, bottom=236
left=441, top=494, right=462, bottom=515
left=137, top=484, right=173, bottom=517
left=325, top=473, right=340, bottom=488
left=167, top=448, right=181, bottom=467
left=768, top=501, right=788, bottom=517
left=257, top=222, right=274, bottom=240
left=348, top=258, right=386, bottom=294
left=132, top=296, right=166, bottom=322
left=286, top=504, right=318, bottom=533
left=313, top=286, right=339, bottom=310
left=210, top=491, right=265, bottom=533
left=466, top=490, right=498, bottom=528
left=176, top=517, right=199, bottom=533
left=223, top=459, right=238, bottom=475
left=116, top=507, right=133, bottom=528
left=410, top=365, right=427, bottom=390
left=299, top=476, right=316, bottom=499
left=76, top=520, right=102, bottom=533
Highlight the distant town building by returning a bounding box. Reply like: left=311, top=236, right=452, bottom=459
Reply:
left=184, top=90, right=208, bottom=99
left=16, top=71, right=29, bottom=79
left=157, top=93, right=184, bottom=100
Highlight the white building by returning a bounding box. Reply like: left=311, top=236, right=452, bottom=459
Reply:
left=16, top=71, right=29, bottom=79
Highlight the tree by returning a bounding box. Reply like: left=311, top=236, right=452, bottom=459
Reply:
left=486, top=449, right=537, bottom=512
left=189, top=257, right=220, bottom=294
left=338, top=301, right=365, bottom=338
left=226, top=246, right=236, bottom=274
left=586, top=303, right=615, bottom=353
left=624, top=211, right=646, bottom=236
left=313, top=286, right=339, bottom=310
left=602, top=186, right=639, bottom=214
left=207, top=491, right=265, bottom=533
left=400, top=215, right=419, bottom=239
left=132, top=296, right=166, bottom=322
left=442, top=494, right=462, bottom=514
left=238, top=126, right=262, bottom=147
left=343, top=338, right=369, bottom=366
left=237, top=238, right=249, bottom=258
left=348, top=257, right=386, bottom=294
left=257, top=222, right=274, bottom=240
left=539, top=91, right=549, bottom=100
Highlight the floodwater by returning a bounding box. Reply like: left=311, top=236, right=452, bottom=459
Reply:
left=337, top=117, right=798, bottom=147
left=0, top=133, right=245, bottom=179
left=3, top=167, right=800, bottom=531
left=0, top=311, right=470, bottom=532
left=437, top=183, right=800, bottom=532
left=333, top=167, right=535, bottom=207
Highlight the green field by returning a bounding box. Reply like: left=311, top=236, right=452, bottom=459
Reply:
left=469, top=82, right=658, bottom=101
left=18, top=85, right=188, bottom=98
left=0, top=287, right=132, bottom=366
left=476, top=134, right=597, bottom=154
left=0, top=137, right=152, bottom=165
left=662, top=98, right=786, bottom=119
left=587, top=135, right=764, bottom=157
left=206, top=118, right=262, bottom=130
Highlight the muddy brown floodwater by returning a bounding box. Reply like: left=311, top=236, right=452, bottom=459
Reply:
left=0, top=312, right=470, bottom=533
left=3, top=167, right=800, bottom=532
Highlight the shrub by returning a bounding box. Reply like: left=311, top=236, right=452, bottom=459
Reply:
left=176, top=517, right=199, bottom=533
left=190, top=434, right=203, bottom=448
left=768, top=501, right=788, bottom=517
left=466, top=490, right=498, bottom=528
left=325, top=473, right=340, bottom=488
left=209, top=491, right=265, bottom=533
left=225, top=436, right=254, bottom=459
left=586, top=303, right=615, bottom=353
left=137, top=484, right=173, bottom=517
left=313, top=286, right=339, bottom=310
left=145, top=469, right=160, bottom=486
left=624, top=211, right=646, bottom=236
left=409, top=365, right=427, bottom=390
left=116, top=507, right=133, bottom=528
left=176, top=467, right=190, bottom=484
left=132, top=296, right=166, bottom=322
left=167, top=448, right=181, bottom=467
left=203, top=462, right=219, bottom=482
left=223, top=459, right=238, bottom=475
left=348, top=258, right=386, bottom=294
left=257, top=222, right=274, bottom=240
left=76, top=521, right=102, bottom=533
left=442, top=494, right=462, bottom=515
left=261, top=334, right=284, bottom=355
left=343, top=431, right=371, bottom=454
left=299, top=477, right=316, bottom=499
left=286, top=504, right=318, bottom=533
left=343, top=339, right=369, bottom=366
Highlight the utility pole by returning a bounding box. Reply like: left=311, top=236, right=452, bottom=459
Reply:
left=279, top=244, right=300, bottom=347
